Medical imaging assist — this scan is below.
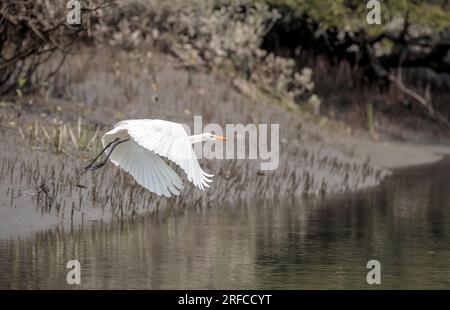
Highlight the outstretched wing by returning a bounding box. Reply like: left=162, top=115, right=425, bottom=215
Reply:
left=124, top=119, right=213, bottom=190
left=104, top=119, right=212, bottom=194
left=104, top=132, right=184, bottom=197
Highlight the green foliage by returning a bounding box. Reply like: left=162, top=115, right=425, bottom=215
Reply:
left=16, top=78, right=27, bottom=98
left=260, top=0, right=450, bottom=33
left=98, top=0, right=317, bottom=103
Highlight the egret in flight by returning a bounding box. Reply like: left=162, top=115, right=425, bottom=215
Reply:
left=83, top=119, right=226, bottom=197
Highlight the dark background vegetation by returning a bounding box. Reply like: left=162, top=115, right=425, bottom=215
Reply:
left=1, top=0, right=450, bottom=140
left=263, top=0, right=450, bottom=134
left=0, top=0, right=449, bottom=202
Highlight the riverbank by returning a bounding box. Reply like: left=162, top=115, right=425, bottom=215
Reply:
left=1, top=47, right=449, bottom=239
left=340, top=137, right=450, bottom=170
left=2, top=152, right=450, bottom=289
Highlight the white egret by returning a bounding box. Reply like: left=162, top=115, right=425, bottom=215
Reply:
left=83, top=119, right=226, bottom=197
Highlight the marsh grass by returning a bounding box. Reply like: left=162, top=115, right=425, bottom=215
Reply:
left=17, top=118, right=101, bottom=155
left=0, top=47, right=389, bottom=227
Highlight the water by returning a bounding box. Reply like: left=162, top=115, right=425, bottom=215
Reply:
left=1, top=158, right=450, bottom=289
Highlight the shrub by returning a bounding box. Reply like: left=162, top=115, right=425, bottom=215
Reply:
left=0, top=0, right=110, bottom=95
left=95, top=0, right=317, bottom=104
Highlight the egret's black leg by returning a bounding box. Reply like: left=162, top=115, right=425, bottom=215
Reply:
left=84, top=138, right=130, bottom=172
left=82, top=138, right=130, bottom=174
left=83, top=138, right=119, bottom=171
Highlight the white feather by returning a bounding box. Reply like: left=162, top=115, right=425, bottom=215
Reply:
left=102, top=119, right=213, bottom=197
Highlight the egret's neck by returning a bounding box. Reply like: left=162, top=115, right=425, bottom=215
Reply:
left=189, top=134, right=208, bottom=144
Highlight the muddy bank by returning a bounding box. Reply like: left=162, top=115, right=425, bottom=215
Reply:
left=339, top=137, right=450, bottom=170
left=1, top=47, right=444, bottom=239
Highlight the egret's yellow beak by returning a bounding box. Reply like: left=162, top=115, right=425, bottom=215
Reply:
left=214, top=135, right=227, bottom=141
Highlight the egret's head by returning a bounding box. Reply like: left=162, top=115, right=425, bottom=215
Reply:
left=190, top=132, right=227, bottom=144
left=205, top=133, right=227, bottom=141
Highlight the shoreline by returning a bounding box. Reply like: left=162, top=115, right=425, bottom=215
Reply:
left=340, top=137, right=450, bottom=170
left=2, top=137, right=448, bottom=240
left=1, top=48, right=450, bottom=240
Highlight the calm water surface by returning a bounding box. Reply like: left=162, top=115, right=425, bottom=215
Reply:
left=1, top=159, right=449, bottom=289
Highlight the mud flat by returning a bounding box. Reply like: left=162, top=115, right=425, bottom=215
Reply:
left=1, top=48, right=446, bottom=239
left=339, top=136, right=450, bottom=169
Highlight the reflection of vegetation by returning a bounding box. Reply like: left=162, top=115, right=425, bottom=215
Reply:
left=2, top=159, right=450, bottom=289
left=252, top=160, right=450, bottom=289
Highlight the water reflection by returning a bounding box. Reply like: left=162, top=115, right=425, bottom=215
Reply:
left=1, top=158, right=450, bottom=289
